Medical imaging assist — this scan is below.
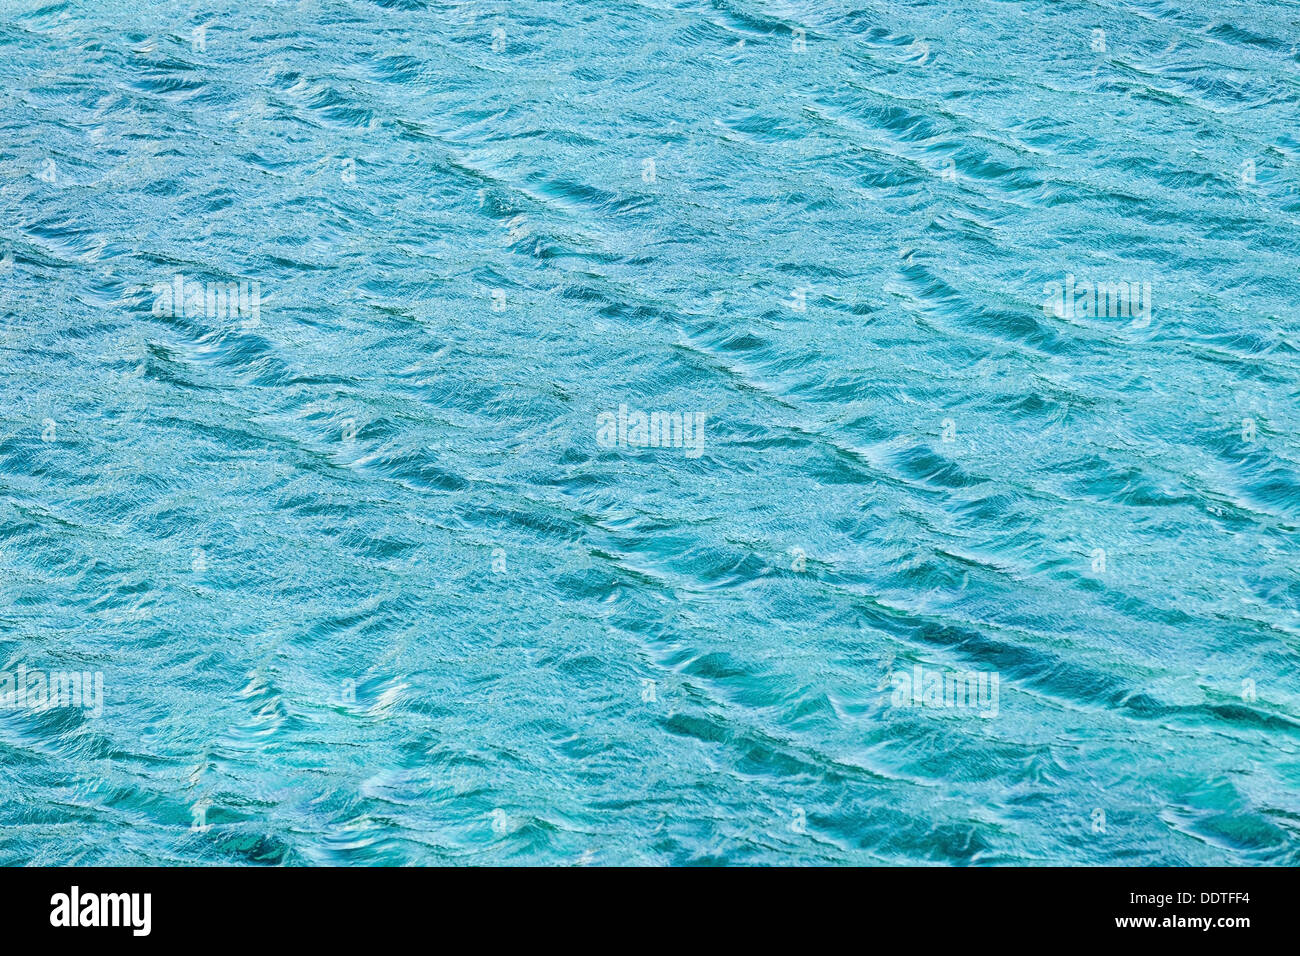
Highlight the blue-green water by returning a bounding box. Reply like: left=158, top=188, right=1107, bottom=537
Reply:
left=1, top=0, right=1297, bottom=865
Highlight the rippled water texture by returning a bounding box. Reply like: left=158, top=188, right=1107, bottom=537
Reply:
left=1, top=0, right=1297, bottom=865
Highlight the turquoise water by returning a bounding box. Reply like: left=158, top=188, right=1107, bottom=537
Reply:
left=1, top=0, right=1297, bottom=865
